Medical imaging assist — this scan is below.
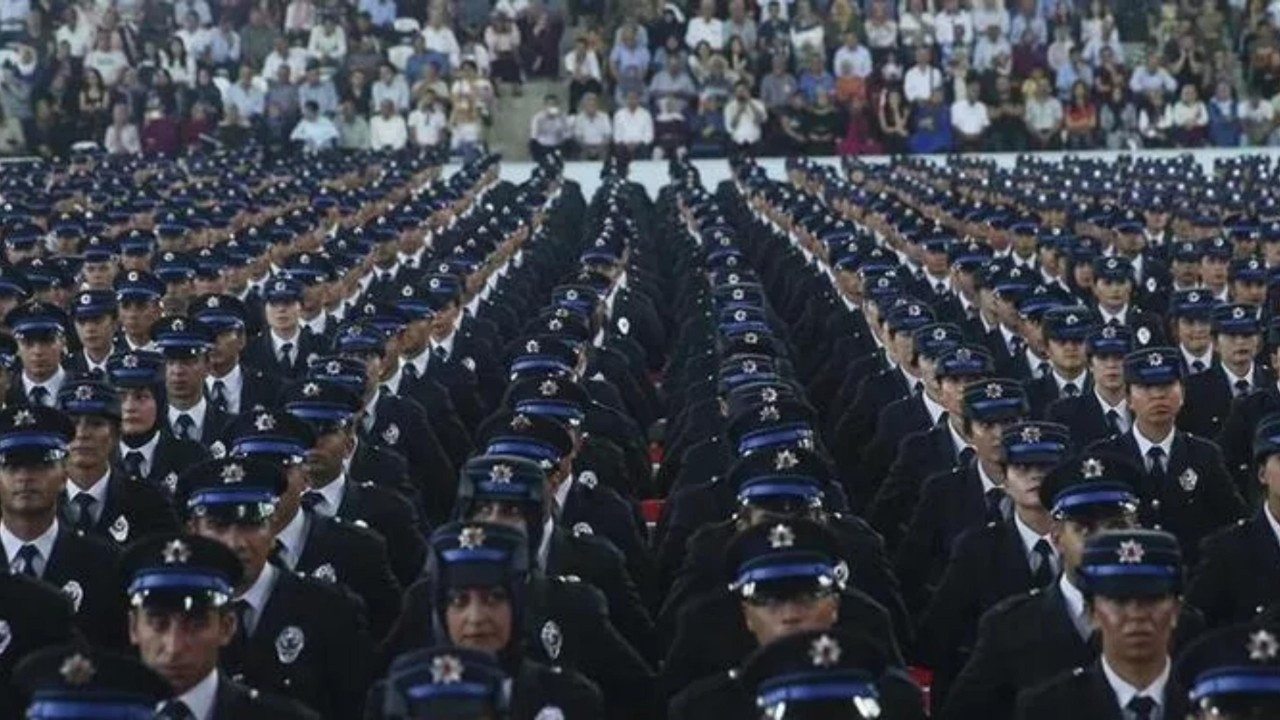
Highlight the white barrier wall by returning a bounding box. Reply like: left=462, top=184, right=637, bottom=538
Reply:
left=448, top=146, right=1280, bottom=200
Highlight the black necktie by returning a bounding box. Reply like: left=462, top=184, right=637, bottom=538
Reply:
left=175, top=414, right=195, bottom=441
left=1235, top=379, right=1251, bottom=397
left=28, top=386, right=48, bottom=407
left=1031, top=538, right=1055, bottom=586
left=1063, top=382, right=1080, bottom=397
left=959, top=446, right=976, bottom=466
left=15, top=544, right=39, bottom=577
left=432, top=345, right=448, bottom=364
left=1106, top=409, right=1122, bottom=434
left=1191, top=359, right=1206, bottom=373
left=232, top=599, right=253, bottom=643
left=1037, top=361, right=1051, bottom=379
left=211, top=380, right=229, bottom=412
left=124, top=451, right=145, bottom=480
left=1127, top=695, right=1157, bottom=720
left=301, top=490, right=325, bottom=512
left=403, top=362, right=419, bottom=381
left=157, top=700, right=194, bottom=720
left=912, top=380, right=924, bottom=395
left=1146, top=446, right=1167, bottom=485
left=984, top=487, right=1005, bottom=521
left=280, top=342, right=294, bottom=366
left=72, top=494, right=97, bottom=533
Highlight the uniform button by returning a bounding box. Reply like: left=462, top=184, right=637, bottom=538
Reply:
left=1153, top=523, right=1162, bottom=530
left=1151, top=500, right=1161, bottom=509
left=1258, top=606, right=1266, bottom=615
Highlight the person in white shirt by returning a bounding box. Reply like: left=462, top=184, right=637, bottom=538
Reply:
left=831, top=31, right=872, bottom=78
left=54, top=6, right=92, bottom=57
left=224, top=65, right=266, bottom=119
left=903, top=46, right=943, bottom=104
left=307, top=14, right=347, bottom=66
left=175, top=11, right=211, bottom=60
left=527, top=93, right=570, bottom=160
left=421, top=9, right=462, bottom=72
left=951, top=80, right=990, bottom=150
left=612, top=89, right=654, bottom=157
left=972, top=23, right=1012, bottom=72
left=84, top=32, right=130, bottom=86
left=368, top=99, right=408, bottom=149
left=933, top=0, right=973, bottom=49
left=1129, top=51, right=1178, bottom=96
left=370, top=62, right=410, bottom=113
left=290, top=100, right=339, bottom=152
left=570, top=92, right=612, bottom=159
left=407, top=95, right=447, bottom=146
left=685, top=0, right=725, bottom=52
left=103, top=103, right=140, bottom=154
left=261, top=37, right=308, bottom=87
left=723, top=80, right=766, bottom=147
left=1170, top=82, right=1208, bottom=146
left=1240, top=89, right=1276, bottom=145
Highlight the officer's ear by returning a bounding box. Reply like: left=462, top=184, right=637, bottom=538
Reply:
left=217, top=606, right=237, bottom=646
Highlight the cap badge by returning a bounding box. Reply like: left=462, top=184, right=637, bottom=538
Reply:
left=1020, top=426, right=1042, bottom=444
left=539, top=379, right=558, bottom=397
left=511, top=414, right=533, bottom=430
left=1116, top=539, right=1145, bottom=564
left=12, top=409, right=34, bottom=427
left=759, top=404, right=781, bottom=422
left=908, top=304, right=921, bottom=317
left=73, top=384, right=94, bottom=401
left=254, top=414, right=276, bottom=432
left=742, top=360, right=759, bottom=375
left=122, top=354, right=139, bottom=368
left=489, top=464, right=513, bottom=483
left=78, top=294, right=90, bottom=305
left=1248, top=629, right=1279, bottom=661
left=743, top=332, right=758, bottom=345
left=955, top=347, right=972, bottom=362
left=565, top=289, right=578, bottom=301
left=809, top=635, right=842, bottom=668
left=108, top=515, right=129, bottom=543
left=1179, top=468, right=1198, bottom=492
left=525, top=340, right=540, bottom=354
left=430, top=654, right=464, bottom=684
left=221, top=463, right=245, bottom=484
left=1147, top=353, right=1164, bottom=368
left=381, top=422, right=400, bottom=445
left=1065, top=314, right=1079, bottom=326
left=548, top=319, right=563, bottom=332
left=985, top=383, right=1004, bottom=399
left=932, top=327, right=947, bottom=341
left=775, top=449, right=799, bottom=471
left=768, top=524, right=796, bottom=549
left=172, top=319, right=185, bottom=332
left=761, top=387, right=779, bottom=403
left=302, top=382, right=321, bottom=398
left=161, top=539, right=191, bottom=565
left=1189, top=291, right=1200, bottom=302
left=207, top=296, right=220, bottom=308
left=458, top=526, right=486, bottom=549
left=59, top=653, right=96, bottom=685
left=1082, top=457, right=1105, bottom=479
left=734, top=310, right=747, bottom=322
left=1101, top=326, right=1117, bottom=339
left=400, top=285, right=412, bottom=297
left=1233, top=306, right=1247, bottom=320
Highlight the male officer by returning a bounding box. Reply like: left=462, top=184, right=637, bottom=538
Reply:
left=55, top=377, right=176, bottom=547
left=1169, top=290, right=1216, bottom=374
left=1027, top=306, right=1095, bottom=417
left=941, top=452, right=1143, bottom=720
left=1087, top=347, right=1245, bottom=564
left=152, top=316, right=232, bottom=445
left=1180, top=303, right=1272, bottom=439
left=5, top=301, right=69, bottom=407
left=107, top=350, right=210, bottom=493
left=1175, top=623, right=1280, bottom=720
left=1216, top=318, right=1280, bottom=496
left=176, top=456, right=374, bottom=719
left=1188, top=413, right=1280, bottom=628
left=65, top=288, right=120, bottom=376
left=190, top=293, right=275, bottom=415
left=1014, top=529, right=1189, bottom=720
left=279, top=379, right=427, bottom=587
left=12, top=645, right=172, bottom=719
left=0, top=405, right=127, bottom=649
left=1048, top=324, right=1134, bottom=448
left=114, top=269, right=164, bottom=352
left=120, top=534, right=320, bottom=719
left=241, top=277, right=324, bottom=380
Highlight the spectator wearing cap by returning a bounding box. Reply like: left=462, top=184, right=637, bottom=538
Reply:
left=0, top=405, right=128, bottom=649
left=66, top=289, right=119, bottom=376
left=56, top=377, right=177, bottom=548
left=1087, top=348, right=1244, bottom=565
left=1014, top=529, right=1190, bottom=719
left=1180, top=304, right=1271, bottom=440
left=6, top=302, right=67, bottom=408
left=920, top=421, right=1071, bottom=711
left=942, top=453, right=1143, bottom=720
left=175, top=457, right=374, bottom=718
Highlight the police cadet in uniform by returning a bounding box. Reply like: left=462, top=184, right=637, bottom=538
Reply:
left=226, top=405, right=403, bottom=642
left=1087, top=347, right=1245, bottom=564
left=372, top=647, right=510, bottom=720
left=665, top=518, right=902, bottom=719
left=385, top=521, right=604, bottom=718
left=151, top=316, right=233, bottom=445
left=1047, top=324, right=1135, bottom=448
left=0, top=571, right=76, bottom=718
left=241, top=277, right=324, bottom=381
left=114, top=269, right=164, bottom=353
left=1180, top=303, right=1272, bottom=441
left=175, top=456, right=374, bottom=719
left=55, top=377, right=176, bottom=547
left=107, top=350, right=211, bottom=494
left=1214, top=318, right=1280, bottom=498
left=64, top=288, right=121, bottom=376
left=190, top=293, right=277, bottom=415
left=1175, top=622, right=1280, bottom=720
left=119, top=534, right=320, bottom=719
left=1014, top=529, right=1190, bottom=720
left=12, top=644, right=171, bottom=719
left=1026, top=306, right=1095, bottom=418
left=1188, top=413, right=1280, bottom=628
left=6, top=301, right=70, bottom=407
left=918, top=420, right=1070, bottom=711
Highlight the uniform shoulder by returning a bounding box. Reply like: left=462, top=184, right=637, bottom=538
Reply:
left=545, top=574, right=609, bottom=613
left=322, top=514, right=388, bottom=548
left=1, top=572, right=76, bottom=613
left=1202, top=516, right=1252, bottom=549
left=231, top=680, right=322, bottom=720
left=981, top=586, right=1045, bottom=625
left=279, top=568, right=363, bottom=611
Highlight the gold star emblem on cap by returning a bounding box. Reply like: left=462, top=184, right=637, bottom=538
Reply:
left=768, top=524, right=796, bottom=549
left=59, top=654, right=96, bottom=685
left=220, top=463, right=245, bottom=484
left=161, top=539, right=191, bottom=565
left=809, top=635, right=842, bottom=668
left=1249, top=629, right=1280, bottom=661
left=1116, top=539, right=1145, bottom=564
left=430, top=655, right=464, bottom=684
left=458, top=526, right=486, bottom=549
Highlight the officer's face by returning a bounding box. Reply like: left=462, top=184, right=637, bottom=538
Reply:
left=209, top=329, right=244, bottom=375
left=888, top=329, right=915, bottom=367
left=1257, top=454, right=1280, bottom=504
left=968, top=418, right=1008, bottom=463
left=119, top=298, right=160, bottom=339
left=68, top=415, right=116, bottom=471
left=1090, top=594, right=1179, bottom=666
left=1177, top=318, right=1213, bottom=354
left=304, top=429, right=350, bottom=486
left=1004, top=464, right=1047, bottom=511
left=265, top=300, right=301, bottom=333
left=130, top=607, right=234, bottom=695
left=1265, top=241, right=1280, bottom=267
left=190, top=515, right=272, bottom=584
left=1052, top=513, right=1136, bottom=573
left=81, top=260, right=117, bottom=289
left=445, top=586, right=513, bottom=653
left=430, top=303, right=461, bottom=340
left=1171, top=259, right=1200, bottom=287
left=0, top=459, right=65, bottom=517
left=75, top=313, right=118, bottom=355
left=1046, top=337, right=1086, bottom=375
left=1217, top=332, right=1260, bottom=368
left=120, top=387, right=158, bottom=435
left=939, top=376, right=971, bottom=416
left=1231, top=280, right=1267, bottom=307
left=194, top=275, right=226, bottom=296
left=1201, top=257, right=1229, bottom=287
left=165, top=355, right=208, bottom=405
left=742, top=590, right=839, bottom=646
left=468, top=500, right=528, bottom=530
left=17, top=334, right=65, bottom=381
left=1128, top=381, right=1183, bottom=427
left=1089, top=354, right=1126, bottom=394
left=1092, top=278, right=1131, bottom=311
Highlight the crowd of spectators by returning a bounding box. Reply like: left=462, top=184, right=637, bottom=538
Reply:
left=0, top=0, right=574, bottom=160
left=533, top=0, right=1280, bottom=159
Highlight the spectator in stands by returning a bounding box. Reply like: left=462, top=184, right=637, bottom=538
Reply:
left=284, top=0, right=316, bottom=37
left=1131, top=50, right=1179, bottom=95
left=803, top=87, right=839, bottom=154
left=610, top=24, right=650, bottom=84
left=760, top=53, right=796, bottom=114
left=570, top=92, right=611, bottom=159
left=1239, top=88, right=1275, bottom=144
left=85, top=30, right=129, bottom=86
left=485, top=12, right=522, bottom=97
left=1024, top=77, right=1063, bottom=149
left=564, top=35, right=602, bottom=111
left=371, top=62, right=410, bottom=113
left=973, top=23, right=1012, bottom=74
left=141, top=96, right=180, bottom=154
left=266, top=65, right=300, bottom=124
left=653, top=94, right=689, bottom=159
left=1055, top=46, right=1093, bottom=99
left=1083, top=13, right=1124, bottom=66
left=182, top=102, right=213, bottom=149
left=900, top=0, right=936, bottom=50
left=342, top=68, right=372, bottom=115
left=789, top=0, right=824, bottom=57
left=972, top=0, right=1009, bottom=38
left=689, top=93, right=728, bottom=157
left=521, top=5, right=561, bottom=79
left=905, top=46, right=943, bottom=105
left=528, top=93, right=569, bottom=160
left=77, top=67, right=111, bottom=137
left=701, top=56, right=734, bottom=102
left=1207, top=81, right=1244, bottom=146
left=174, top=11, right=210, bottom=63
left=1169, top=31, right=1209, bottom=91
left=833, top=31, right=872, bottom=82
left=613, top=88, right=654, bottom=158
left=333, top=98, right=368, bottom=149
left=1063, top=79, right=1098, bottom=148
left=725, top=36, right=755, bottom=88
left=724, top=80, right=766, bottom=150
left=1010, top=0, right=1047, bottom=47
left=838, top=93, right=881, bottom=155
left=104, top=101, right=140, bottom=153
left=1138, top=89, right=1173, bottom=147
left=758, top=1, right=789, bottom=51
left=951, top=79, right=989, bottom=151
left=685, top=0, right=723, bottom=52
left=775, top=90, right=807, bottom=153
left=0, top=103, right=21, bottom=155
left=909, top=88, right=951, bottom=152
left=450, top=60, right=494, bottom=118
left=263, top=37, right=307, bottom=87
left=308, top=14, right=347, bottom=68
left=369, top=98, right=407, bottom=150
left=408, top=92, right=447, bottom=148
left=875, top=87, right=910, bottom=153
left=448, top=97, right=484, bottom=160
left=863, top=1, right=897, bottom=63
left=207, top=18, right=242, bottom=74
left=290, top=99, right=338, bottom=152
left=798, top=53, right=834, bottom=103
left=298, top=66, right=338, bottom=117
left=935, top=0, right=972, bottom=57
left=347, top=35, right=385, bottom=77
left=650, top=52, right=697, bottom=115
left=412, top=63, right=448, bottom=108
left=422, top=8, right=461, bottom=74
left=1171, top=82, right=1209, bottom=146
left=724, top=0, right=756, bottom=49
left=162, top=38, right=196, bottom=88
left=215, top=102, right=250, bottom=148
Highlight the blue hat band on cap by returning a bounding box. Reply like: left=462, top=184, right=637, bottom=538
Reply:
left=720, top=321, right=771, bottom=336
left=13, top=320, right=63, bottom=334
left=738, top=479, right=822, bottom=500
left=286, top=405, right=353, bottom=423
left=738, top=425, right=813, bottom=454
left=62, top=399, right=116, bottom=415
left=1130, top=367, right=1180, bottom=384
left=1190, top=669, right=1280, bottom=701
left=513, top=401, right=583, bottom=423
left=1054, top=488, right=1138, bottom=514
left=440, top=548, right=511, bottom=564
left=407, top=681, right=492, bottom=700
left=510, top=358, right=571, bottom=374
left=485, top=440, right=560, bottom=462
left=117, top=289, right=161, bottom=301
left=27, top=698, right=157, bottom=719
left=231, top=439, right=306, bottom=457
left=0, top=432, right=66, bottom=453
left=128, top=569, right=232, bottom=597
left=394, top=300, right=433, bottom=316
left=336, top=338, right=381, bottom=352
left=156, top=338, right=209, bottom=350
left=967, top=397, right=1025, bottom=416
left=194, top=313, right=243, bottom=329
left=758, top=679, right=878, bottom=707
left=735, top=562, right=835, bottom=587
left=1080, top=564, right=1179, bottom=578
left=1089, top=340, right=1131, bottom=355
left=187, top=487, right=277, bottom=508
left=474, top=480, right=537, bottom=499
left=722, top=372, right=779, bottom=391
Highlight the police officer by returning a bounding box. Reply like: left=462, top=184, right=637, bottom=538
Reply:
left=152, top=316, right=233, bottom=446
left=1180, top=303, right=1272, bottom=440
left=55, top=377, right=176, bottom=547
left=190, top=293, right=277, bottom=415
left=1014, top=529, right=1189, bottom=720
left=0, top=404, right=127, bottom=649
left=373, top=647, right=510, bottom=720
left=5, top=301, right=70, bottom=407
left=0, top=571, right=76, bottom=718
left=241, top=277, right=324, bottom=380
left=64, top=288, right=121, bottom=376
left=1175, top=622, right=1280, bottom=720
left=1090, top=256, right=1166, bottom=348
left=12, top=644, right=172, bottom=719
left=1047, top=324, right=1134, bottom=448
left=107, top=350, right=210, bottom=494
left=114, top=269, right=165, bottom=352
left=1216, top=318, right=1280, bottom=495
left=1027, top=306, right=1095, bottom=417
left=120, top=533, right=320, bottom=719
left=175, top=456, right=374, bottom=719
